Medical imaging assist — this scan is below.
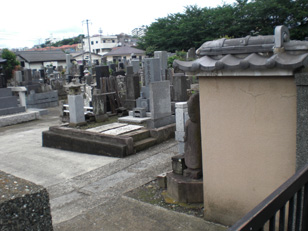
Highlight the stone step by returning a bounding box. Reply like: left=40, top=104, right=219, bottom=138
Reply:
left=0, top=106, right=26, bottom=116
left=123, top=129, right=151, bottom=142
left=0, top=96, right=19, bottom=109
left=0, top=88, right=12, bottom=97
left=134, top=137, right=157, bottom=152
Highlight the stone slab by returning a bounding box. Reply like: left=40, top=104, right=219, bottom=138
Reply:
left=118, top=116, right=151, bottom=124
left=0, top=171, right=53, bottom=230
left=0, top=111, right=39, bottom=127
left=101, top=125, right=143, bottom=135
left=0, top=106, right=26, bottom=116
left=86, top=122, right=128, bottom=133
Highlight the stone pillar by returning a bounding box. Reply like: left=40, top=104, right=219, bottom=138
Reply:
left=68, top=85, right=85, bottom=126
left=175, top=102, right=189, bottom=154
left=295, top=73, right=308, bottom=170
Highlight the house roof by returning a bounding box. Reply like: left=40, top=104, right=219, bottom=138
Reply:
left=173, top=26, right=308, bottom=74
left=72, top=52, right=103, bottom=58
left=104, top=46, right=145, bottom=56
left=16, top=50, right=68, bottom=63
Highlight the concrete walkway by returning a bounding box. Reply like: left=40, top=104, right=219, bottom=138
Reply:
left=0, top=107, right=227, bottom=231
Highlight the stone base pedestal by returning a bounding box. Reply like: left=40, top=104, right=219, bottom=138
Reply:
left=146, top=115, right=175, bottom=129
left=166, top=172, right=203, bottom=203
left=171, top=154, right=186, bottom=175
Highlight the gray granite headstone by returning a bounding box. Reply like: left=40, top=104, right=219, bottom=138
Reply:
left=126, top=66, right=134, bottom=75
left=143, top=58, right=161, bottom=86
left=15, top=71, right=23, bottom=84
left=68, top=94, right=85, bottom=125
left=173, top=73, right=189, bottom=102
left=131, top=59, right=140, bottom=74
left=146, top=80, right=175, bottom=128
left=150, top=81, right=171, bottom=119
left=24, top=69, right=32, bottom=84
left=154, top=51, right=168, bottom=80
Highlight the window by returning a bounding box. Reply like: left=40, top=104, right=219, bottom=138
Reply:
left=103, top=40, right=106, bottom=43
left=91, top=41, right=94, bottom=45
left=20, top=61, right=25, bottom=67
left=112, top=40, right=115, bottom=43
left=96, top=49, right=100, bottom=54
left=96, top=41, right=98, bottom=44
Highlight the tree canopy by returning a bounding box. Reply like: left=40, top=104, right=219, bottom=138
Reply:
left=1, top=49, right=19, bottom=78
left=137, top=0, right=308, bottom=53
left=41, top=34, right=85, bottom=48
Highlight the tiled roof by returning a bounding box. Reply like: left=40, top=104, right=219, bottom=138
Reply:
left=104, top=46, right=145, bottom=56
left=174, top=26, right=308, bottom=73
left=16, top=50, right=67, bottom=62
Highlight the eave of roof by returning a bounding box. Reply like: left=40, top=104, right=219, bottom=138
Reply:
left=173, top=26, right=308, bottom=74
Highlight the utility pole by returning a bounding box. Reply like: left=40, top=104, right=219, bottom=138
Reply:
left=82, top=19, right=92, bottom=74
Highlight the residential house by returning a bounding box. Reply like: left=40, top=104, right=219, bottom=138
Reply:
left=16, top=50, right=68, bottom=70
left=82, top=35, right=118, bottom=56
left=71, top=52, right=103, bottom=66
left=103, top=46, right=145, bottom=63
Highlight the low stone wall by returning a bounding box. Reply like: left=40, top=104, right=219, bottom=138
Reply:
left=0, top=171, right=53, bottom=230
left=42, top=125, right=135, bottom=158
left=26, top=90, right=59, bottom=108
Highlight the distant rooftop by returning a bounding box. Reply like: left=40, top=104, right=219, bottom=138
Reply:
left=104, top=46, right=145, bottom=56
left=16, top=50, right=67, bottom=62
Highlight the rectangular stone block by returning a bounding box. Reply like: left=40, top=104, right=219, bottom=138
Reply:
left=68, top=94, right=85, bottom=125
left=133, top=107, right=146, bottom=118
left=143, top=58, right=161, bottom=86
left=136, top=98, right=150, bottom=112
left=171, top=154, right=186, bottom=175
left=150, top=81, right=171, bottom=119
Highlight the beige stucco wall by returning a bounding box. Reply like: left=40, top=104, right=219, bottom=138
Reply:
left=199, top=76, right=296, bottom=226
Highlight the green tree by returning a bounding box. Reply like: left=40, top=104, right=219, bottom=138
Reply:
left=1, top=49, right=19, bottom=78
left=137, top=0, right=308, bottom=53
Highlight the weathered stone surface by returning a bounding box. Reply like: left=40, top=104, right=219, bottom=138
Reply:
left=183, top=93, right=202, bottom=179
left=166, top=172, right=203, bottom=203
left=295, top=73, right=308, bottom=170
left=0, top=171, right=53, bottom=230
left=42, top=125, right=135, bottom=158
left=171, top=154, right=186, bottom=175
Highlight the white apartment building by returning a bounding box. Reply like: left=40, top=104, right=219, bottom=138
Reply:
left=82, top=35, right=118, bottom=56
left=132, top=26, right=146, bottom=37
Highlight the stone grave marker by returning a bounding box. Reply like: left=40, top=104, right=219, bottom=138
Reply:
left=95, top=65, right=109, bottom=89
left=154, top=51, right=168, bottom=80
left=146, top=80, right=175, bottom=128
left=173, top=73, right=189, bottom=102
left=131, top=59, right=140, bottom=74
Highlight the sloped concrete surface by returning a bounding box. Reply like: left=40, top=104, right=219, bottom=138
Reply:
left=0, top=107, right=226, bottom=231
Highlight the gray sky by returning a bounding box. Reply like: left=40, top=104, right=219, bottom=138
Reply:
left=1, top=0, right=236, bottom=49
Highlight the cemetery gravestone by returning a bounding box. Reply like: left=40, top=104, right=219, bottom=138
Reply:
left=154, top=51, right=168, bottom=81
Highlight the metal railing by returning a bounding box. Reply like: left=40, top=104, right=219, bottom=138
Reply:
left=228, top=164, right=308, bottom=231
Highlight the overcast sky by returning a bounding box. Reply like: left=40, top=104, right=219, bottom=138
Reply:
left=1, top=0, right=236, bottom=49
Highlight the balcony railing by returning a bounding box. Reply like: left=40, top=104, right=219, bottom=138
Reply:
left=228, top=163, right=308, bottom=231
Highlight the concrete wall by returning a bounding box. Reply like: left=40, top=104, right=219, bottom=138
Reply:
left=199, top=76, right=296, bottom=226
